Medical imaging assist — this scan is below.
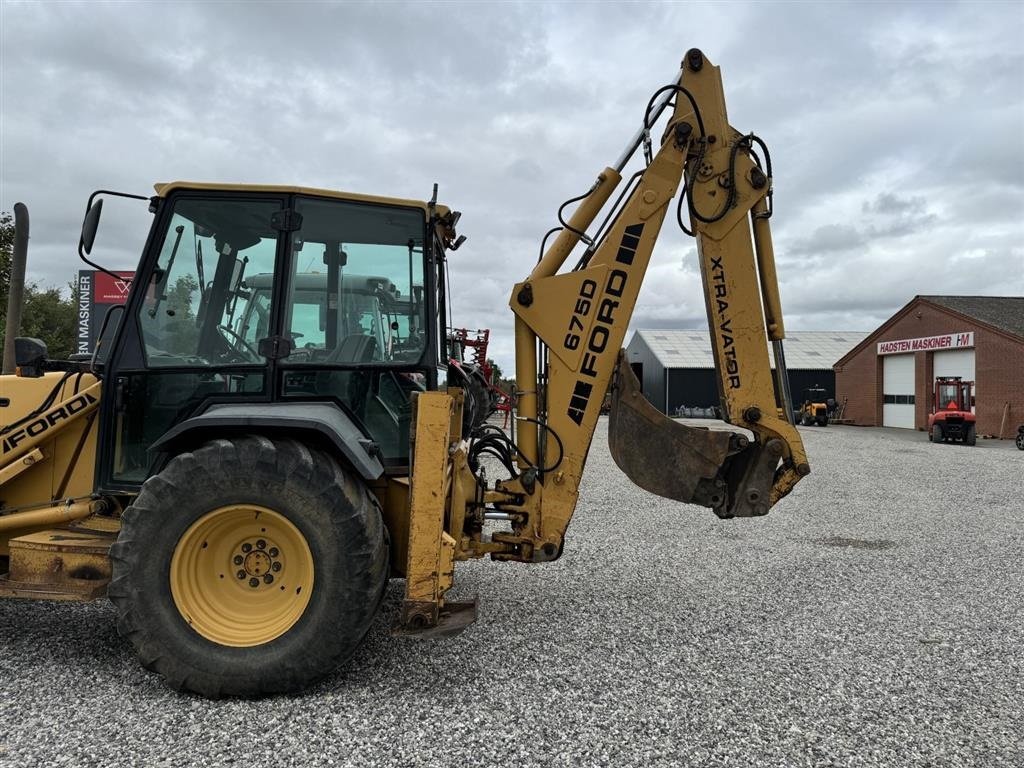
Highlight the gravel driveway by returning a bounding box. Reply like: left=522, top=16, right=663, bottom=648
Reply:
left=1, top=421, right=1021, bottom=767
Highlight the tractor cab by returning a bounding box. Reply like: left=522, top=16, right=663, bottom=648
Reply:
left=80, top=183, right=463, bottom=489
left=928, top=376, right=976, bottom=445
left=934, top=378, right=972, bottom=413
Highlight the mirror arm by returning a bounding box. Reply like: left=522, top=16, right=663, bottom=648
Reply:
left=78, top=189, right=150, bottom=282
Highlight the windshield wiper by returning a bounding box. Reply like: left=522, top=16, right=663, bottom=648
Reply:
left=148, top=224, right=184, bottom=318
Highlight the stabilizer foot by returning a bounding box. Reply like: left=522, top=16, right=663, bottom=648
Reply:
left=392, top=597, right=478, bottom=638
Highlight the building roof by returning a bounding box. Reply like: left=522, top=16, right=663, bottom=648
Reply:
left=834, top=294, right=1024, bottom=367
left=918, top=296, right=1024, bottom=339
left=631, top=329, right=870, bottom=370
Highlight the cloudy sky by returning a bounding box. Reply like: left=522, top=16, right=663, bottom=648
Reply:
left=2, top=0, right=1022, bottom=371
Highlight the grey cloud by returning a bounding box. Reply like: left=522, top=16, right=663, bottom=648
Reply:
left=787, top=224, right=867, bottom=257
left=2, top=1, right=1022, bottom=374
left=862, top=193, right=926, bottom=216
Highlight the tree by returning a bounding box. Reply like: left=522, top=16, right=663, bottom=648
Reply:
left=486, top=358, right=503, bottom=382
left=20, top=287, right=76, bottom=359
left=0, top=210, right=77, bottom=361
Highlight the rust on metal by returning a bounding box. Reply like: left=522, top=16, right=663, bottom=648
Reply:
left=0, top=528, right=114, bottom=601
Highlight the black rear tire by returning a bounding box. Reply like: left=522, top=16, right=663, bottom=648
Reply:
left=1016, top=431, right=1024, bottom=451
left=109, top=435, right=388, bottom=698
left=965, top=424, right=976, bottom=446
left=931, top=425, right=943, bottom=443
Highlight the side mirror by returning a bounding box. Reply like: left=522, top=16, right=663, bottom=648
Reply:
left=80, top=199, right=104, bottom=255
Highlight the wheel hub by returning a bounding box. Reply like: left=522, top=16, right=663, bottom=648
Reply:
left=170, top=504, right=315, bottom=647
left=239, top=546, right=275, bottom=583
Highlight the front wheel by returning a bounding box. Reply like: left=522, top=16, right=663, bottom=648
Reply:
left=931, top=425, right=943, bottom=443
left=1017, top=430, right=1024, bottom=451
left=109, top=436, right=388, bottom=698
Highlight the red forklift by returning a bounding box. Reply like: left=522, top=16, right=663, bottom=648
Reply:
left=928, top=376, right=977, bottom=445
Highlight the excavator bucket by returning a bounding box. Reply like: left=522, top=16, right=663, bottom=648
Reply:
left=607, top=350, right=745, bottom=517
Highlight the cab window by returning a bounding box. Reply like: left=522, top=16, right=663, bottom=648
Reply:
left=139, top=198, right=280, bottom=366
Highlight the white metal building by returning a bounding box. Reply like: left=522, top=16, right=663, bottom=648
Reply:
left=625, top=330, right=869, bottom=414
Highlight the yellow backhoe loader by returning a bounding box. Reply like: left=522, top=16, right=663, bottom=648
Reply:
left=0, top=48, right=808, bottom=698
left=797, top=386, right=830, bottom=426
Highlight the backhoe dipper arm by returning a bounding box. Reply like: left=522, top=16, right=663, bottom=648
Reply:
left=498, top=48, right=809, bottom=562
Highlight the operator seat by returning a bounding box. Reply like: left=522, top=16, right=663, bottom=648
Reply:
left=316, top=334, right=378, bottom=419
left=330, top=333, right=377, bottom=364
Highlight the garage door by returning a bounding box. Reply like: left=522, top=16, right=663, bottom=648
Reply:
left=883, top=354, right=915, bottom=428
left=934, top=348, right=976, bottom=412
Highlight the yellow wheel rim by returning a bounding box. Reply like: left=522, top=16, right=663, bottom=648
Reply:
left=170, top=504, right=314, bottom=647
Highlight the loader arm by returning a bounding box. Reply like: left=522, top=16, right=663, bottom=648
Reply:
left=399, top=49, right=809, bottom=630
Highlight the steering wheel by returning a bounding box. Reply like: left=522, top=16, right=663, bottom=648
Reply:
left=217, top=325, right=261, bottom=362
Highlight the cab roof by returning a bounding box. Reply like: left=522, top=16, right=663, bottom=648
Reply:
left=153, top=181, right=450, bottom=218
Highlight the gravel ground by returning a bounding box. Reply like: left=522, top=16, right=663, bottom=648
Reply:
left=1, top=420, right=1021, bottom=767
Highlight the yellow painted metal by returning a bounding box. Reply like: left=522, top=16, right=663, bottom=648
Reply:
left=0, top=373, right=102, bottom=523
left=0, top=379, right=101, bottom=465
left=510, top=266, right=611, bottom=372
left=169, top=504, right=314, bottom=647
left=489, top=50, right=808, bottom=559
left=0, top=372, right=68, bottom=427
left=513, top=315, right=539, bottom=467
left=0, top=528, right=114, bottom=601
left=751, top=197, right=785, bottom=341
left=513, top=168, right=622, bottom=469
left=0, top=448, right=44, bottom=486
left=0, top=498, right=100, bottom=533
left=71, top=513, right=122, bottom=534
left=401, top=391, right=456, bottom=628
left=448, top=447, right=472, bottom=560
left=532, top=168, right=621, bottom=280
left=682, top=63, right=808, bottom=480
left=501, top=106, right=689, bottom=557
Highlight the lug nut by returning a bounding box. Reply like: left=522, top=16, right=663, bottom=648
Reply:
left=241, top=543, right=252, bottom=553
left=236, top=570, right=246, bottom=580
left=268, top=547, right=279, bottom=558
left=233, top=555, right=243, bottom=565
left=271, top=562, right=282, bottom=572
left=249, top=577, right=260, bottom=588
left=256, top=539, right=266, bottom=549
left=263, top=574, right=274, bottom=584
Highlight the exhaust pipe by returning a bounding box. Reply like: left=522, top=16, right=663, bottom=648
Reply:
left=2, top=202, right=29, bottom=375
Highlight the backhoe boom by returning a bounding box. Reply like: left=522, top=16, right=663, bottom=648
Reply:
left=400, top=48, right=809, bottom=630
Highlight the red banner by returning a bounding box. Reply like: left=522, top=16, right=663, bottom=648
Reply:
left=93, top=271, right=135, bottom=304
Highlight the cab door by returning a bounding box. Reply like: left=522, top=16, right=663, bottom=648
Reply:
left=96, top=193, right=288, bottom=491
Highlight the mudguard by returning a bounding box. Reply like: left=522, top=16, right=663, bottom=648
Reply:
left=149, top=402, right=384, bottom=480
